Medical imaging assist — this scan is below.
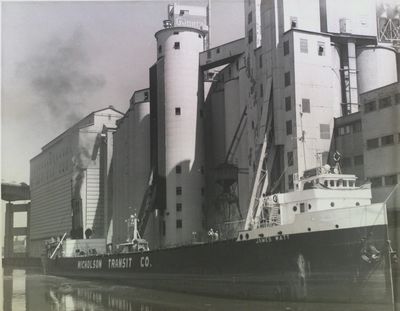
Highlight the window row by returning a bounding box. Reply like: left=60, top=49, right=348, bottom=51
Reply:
left=285, top=96, right=310, bottom=113
left=176, top=187, right=204, bottom=196
left=336, top=120, right=362, bottom=136
left=341, top=155, right=364, bottom=167
left=364, top=93, right=400, bottom=113
left=370, top=174, right=398, bottom=188
left=283, top=39, right=325, bottom=56
left=366, top=133, right=400, bottom=150
left=285, top=121, right=330, bottom=139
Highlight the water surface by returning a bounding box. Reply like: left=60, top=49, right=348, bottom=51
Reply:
left=1, top=267, right=397, bottom=311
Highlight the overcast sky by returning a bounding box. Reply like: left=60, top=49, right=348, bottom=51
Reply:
left=1, top=0, right=245, bottom=185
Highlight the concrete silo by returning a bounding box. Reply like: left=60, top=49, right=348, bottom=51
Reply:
left=356, top=45, right=398, bottom=94
left=155, top=26, right=205, bottom=246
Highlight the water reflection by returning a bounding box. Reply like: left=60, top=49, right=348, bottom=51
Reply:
left=2, top=267, right=397, bottom=311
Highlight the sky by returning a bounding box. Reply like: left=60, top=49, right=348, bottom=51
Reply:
left=1, top=0, right=245, bottom=185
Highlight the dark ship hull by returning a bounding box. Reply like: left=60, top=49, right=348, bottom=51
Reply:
left=43, top=224, right=394, bottom=304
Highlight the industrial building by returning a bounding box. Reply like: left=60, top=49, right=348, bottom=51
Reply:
left=27, top=0, right=400, bottom=255
left=29, top=107, right=123, bottom=256
left=334, top=81, right=400, bottom=252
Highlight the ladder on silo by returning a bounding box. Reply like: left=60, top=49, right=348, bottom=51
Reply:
left=137, top=170, right=157, bottom=237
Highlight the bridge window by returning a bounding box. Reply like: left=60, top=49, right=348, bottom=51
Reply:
left=300, top=203, right=305, bottom=213
left=283, top=40, right=289, bottom=56
left=300, top=39, right=308, bottom=53
left=318, top=42, right=325, bottom=56
left=285, top=96, right=291, bottom=111
left=176, top=165, right=182, bottom=174
left=175, top=107, right=181, bottom=115
left=248, top=28, right=253, bottom=44
left=367, top=138, right=379, bottom=149
left=174, top=42, right=180, bottom=49
left=364, top=101, right=376, bottom=113
left=287, top=151, right=293, bottom=166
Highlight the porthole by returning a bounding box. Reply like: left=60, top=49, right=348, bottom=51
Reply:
left=278, top=231, right=283, bottom=235
left=335, top=224, right=339, bottom=229
left=293, top=206, right=297, bottom=212
left=308, top=204, right=312, bottom=210
left=330, top=202, right=335, bottom=207
left=245, top=233, right=249, bottom=240
left=308, top=228, right=311, bottom=232
left=239, top=234, right=243, bottom=240
left=356, top=202, right=360, bottom=206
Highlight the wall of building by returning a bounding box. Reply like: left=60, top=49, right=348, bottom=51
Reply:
left=29, top=108, right=122, bottom=256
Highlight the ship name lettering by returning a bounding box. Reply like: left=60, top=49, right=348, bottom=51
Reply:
left=140, top=256, right=150, bottom=268
left=256, top=237, right=272, bottom=244
left=275, top=234, right=290, bottom=241
left=108, top=257, right=133, bottom=269
left=77, top=259, right=102, bottom=269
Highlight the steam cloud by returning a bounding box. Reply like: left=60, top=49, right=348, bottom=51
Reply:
left=18, top=28, right=106, bottom=125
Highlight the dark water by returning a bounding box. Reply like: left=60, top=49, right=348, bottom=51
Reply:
left=2, top=268, right=398, bottom=311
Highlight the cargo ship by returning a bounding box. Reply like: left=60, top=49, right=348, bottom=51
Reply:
left=42, top=164, right=396, bottom=304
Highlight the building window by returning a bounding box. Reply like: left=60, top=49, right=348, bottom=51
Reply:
left=352, top=121, right=362, bottom=133
left=174, top=42, right=180, bottom=49
left=364, top=101, right=376, bottom=113
left=317, top=42, right=325, bottom=56
left=370, top=177, right=383, bottom=188
left=285, top=96, right=291, bottom=111
left=381, top=134, right=394, bottom=146
left=288, top=174, right=294, bottom=189
left=176, top=219, right=182, bottom=229
left=284, top=72, right=291, bottom=87
left=366, top=138, right=379, bottom=149
left=283, top=41, right=289, bottom=55
left=300, top=39, right=308, bottom=53
left=302, top=99, right=310, bottom=113
left=338, top=125, right=351, bottom=136
left=354, top=155, right=364, bottom=166
left=176, top=203, right=182, bottom=212
left=379, top=96, right=392, bottom=109
left=290, top=16, right=298, bottom=28
left=259, top=55, right=263, bottom=68
left=158, top=45, right=162, bottom=53
left=176, top=187, right=182, bottom=195
left=395, top=93, right=400, bottom=105
left=248, top=28, right=253, bottom=44
left=320, top=124, right=330, bottom=139
left=248, top=11, right=252, bottom=24
left=175, top=107, right=181, bottom=115
left=176, top=165, right=182, bottom=174
left=287, top=151, right=294, bottom=166
left=286, top=120, right=293, bottom=135
left=342, top=157, right=352, bottom=167
left=260, top=84, right=264, bottom=98
left=385, top=175, right=398, bottom=186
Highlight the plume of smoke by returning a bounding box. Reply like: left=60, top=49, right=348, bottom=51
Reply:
left=17, top=28, right=106, bottom=125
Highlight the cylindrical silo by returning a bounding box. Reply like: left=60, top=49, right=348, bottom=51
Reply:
left=155, top=27, right=205, bottom=246
left=331, top=43, right=342, bottom=117
left=356, top=45, right=398, bottom=94
left=127, top=92, right=151, bottom=243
